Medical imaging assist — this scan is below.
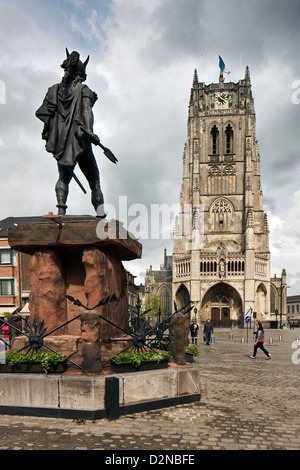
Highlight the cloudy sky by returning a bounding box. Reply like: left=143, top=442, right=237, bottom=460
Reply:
left=0, top=0, right=300, bottom=294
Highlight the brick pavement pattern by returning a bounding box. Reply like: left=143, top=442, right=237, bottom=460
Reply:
left=0, top=328, right=299, bottom=450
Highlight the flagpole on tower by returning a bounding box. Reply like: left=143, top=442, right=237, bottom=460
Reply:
left=219, top=55, right=231, bottom=83
left=219, top=55, right=225, bottom=84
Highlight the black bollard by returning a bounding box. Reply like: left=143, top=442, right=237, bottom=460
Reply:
left=105, top=377, right=120, bottom=421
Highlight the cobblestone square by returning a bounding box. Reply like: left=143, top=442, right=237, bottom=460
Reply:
left=0, top=328, right=299, bottom=451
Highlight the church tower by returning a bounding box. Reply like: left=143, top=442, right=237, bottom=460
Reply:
left=173, top=65, right=271, bottom=326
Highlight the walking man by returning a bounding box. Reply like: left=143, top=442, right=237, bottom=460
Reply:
left=203, top=319, right=213, bottom=345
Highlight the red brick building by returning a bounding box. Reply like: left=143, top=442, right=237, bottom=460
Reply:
left=0, top=217, right=44, bottom=318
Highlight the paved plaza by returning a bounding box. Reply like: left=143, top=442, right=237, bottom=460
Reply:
left=0, top=328, right=299, bottom=451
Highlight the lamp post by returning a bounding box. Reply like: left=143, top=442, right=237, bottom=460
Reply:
left=280, top=285, right=290, bottom=329
left=275, top=309, right=278, bottom=329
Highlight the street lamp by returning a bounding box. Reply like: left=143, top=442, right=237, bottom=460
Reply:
left=280, top=285, right=290, bottom=329
left=275, top=309, right=278, bottom=328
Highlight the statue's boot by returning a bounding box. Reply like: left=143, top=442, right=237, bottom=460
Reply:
left=91, top=186, right=106, bottom=219
left=55, top=179, right=69, bottom=216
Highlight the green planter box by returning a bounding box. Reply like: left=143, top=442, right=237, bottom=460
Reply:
left=111, top=358, right=169, bottom=373
left=0, top=359, right=68, bottom=374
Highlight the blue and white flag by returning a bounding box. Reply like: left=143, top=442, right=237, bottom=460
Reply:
left=219, top=55, right=231, bottom=74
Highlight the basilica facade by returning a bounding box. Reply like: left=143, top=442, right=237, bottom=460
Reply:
left=145, top=65, right=287, bottom=327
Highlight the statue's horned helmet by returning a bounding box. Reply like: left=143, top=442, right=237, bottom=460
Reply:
left=61, top=48, right=89, bottom=81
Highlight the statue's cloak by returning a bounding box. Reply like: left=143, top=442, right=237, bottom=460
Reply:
left=36, top=82, right=97, bottom=166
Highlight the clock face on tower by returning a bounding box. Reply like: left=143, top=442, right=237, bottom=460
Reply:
left=215, top=92, right=228, bottom=105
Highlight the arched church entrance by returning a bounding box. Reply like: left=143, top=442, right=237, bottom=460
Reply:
left=175, top=284, right=190, bottom=311
left=201, top=282, right=243, bottom=328
left=255, top=283, right=267, bottom=319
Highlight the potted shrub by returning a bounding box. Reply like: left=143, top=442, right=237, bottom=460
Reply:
left=111, top=349, right=172, bottom=372
left=185, top=346, right=200, bottom=363
left=0, top=351, right=68, bottom=375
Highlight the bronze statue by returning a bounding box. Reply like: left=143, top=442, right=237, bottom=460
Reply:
left=36, top=49, right=117, bottom=217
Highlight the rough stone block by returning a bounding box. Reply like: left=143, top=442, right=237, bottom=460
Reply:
left=177, top=363, right=201, bottom=396
left=0, top=374, right=59, bottom=408
left=59, top=375, right=107, bottom=410
left=120, top=369, right=177, bottom=405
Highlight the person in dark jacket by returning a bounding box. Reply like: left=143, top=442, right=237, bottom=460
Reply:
left=203, top=319, right=213, bottom=345
left=190, top=321, right=199, bottom=344
left=250, top=320, right=271, bottom=359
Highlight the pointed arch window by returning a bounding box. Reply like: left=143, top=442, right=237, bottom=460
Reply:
left=160, top=287, right=171, bottom=315
left=211, top=125, right=219, bottom=155
left=210, top=198, right=233, bottom=231
left=225, top=124, right=234, bottom=154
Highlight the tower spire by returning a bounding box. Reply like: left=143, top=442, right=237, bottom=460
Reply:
left=193, top=68, right=199, bottom=88
left=189, top=69, right=199, bottom=106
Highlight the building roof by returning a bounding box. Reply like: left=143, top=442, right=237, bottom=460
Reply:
left=0, top=216, right=46, bottom=238
left=287, top=295, right=300, bottom=303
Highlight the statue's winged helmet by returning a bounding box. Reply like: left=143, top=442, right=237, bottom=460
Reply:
left=61, top=48, right=89, bottom=81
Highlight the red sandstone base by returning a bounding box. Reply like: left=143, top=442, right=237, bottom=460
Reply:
left=8, top=216, right=142, bottom=362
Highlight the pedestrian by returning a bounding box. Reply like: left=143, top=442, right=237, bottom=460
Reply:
left=203, top=319, right=213, bottom=345
left=1, top=318, right=9, bottom=340
left=189, top=320, right=199, bottom=344
left=250, top=320, right=271, bottom=359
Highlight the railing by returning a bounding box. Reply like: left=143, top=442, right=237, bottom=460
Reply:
left=0, top=295, right=194, bottom=370
left=175, top=258, right=191, bottom=279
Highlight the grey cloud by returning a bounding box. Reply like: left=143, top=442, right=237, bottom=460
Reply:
left=1, top=0, right=300, bottom=288
left=139, top=0, right=204, bottom=67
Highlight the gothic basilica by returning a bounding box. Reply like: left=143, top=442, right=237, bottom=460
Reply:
left=145, top=64, right=287, bottom=327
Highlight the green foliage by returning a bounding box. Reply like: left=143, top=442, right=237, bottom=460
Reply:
left=112, top=349, right=172, bottom=368
left=2, top=312, right=12, bottom=318
left=143, top=295, right=166, bottom=316
left=5, top=351, right=66, bottom=375
left=185, top=346, right=200, bottom=356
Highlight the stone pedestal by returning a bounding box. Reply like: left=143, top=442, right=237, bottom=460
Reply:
left=81, top=311, right=102, bottom=374
left=8, top=216, right=142, bottom=360
left=169, top=312, right=189, bottom=365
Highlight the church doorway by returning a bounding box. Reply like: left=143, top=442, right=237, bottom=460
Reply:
left=222, top=307, right=230, bottom=328
left=210, top=304, right=231, bottom=328
left=211, top=307, right=231, bottom=328
left=201, top=282, right=243, bottom=328
left=175, top=284, right=190, bottom=311
left=211, top=307, right=220, bottom=328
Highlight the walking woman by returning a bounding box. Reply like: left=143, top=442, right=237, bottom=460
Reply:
left=250, top=320, right=271, bottom=359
